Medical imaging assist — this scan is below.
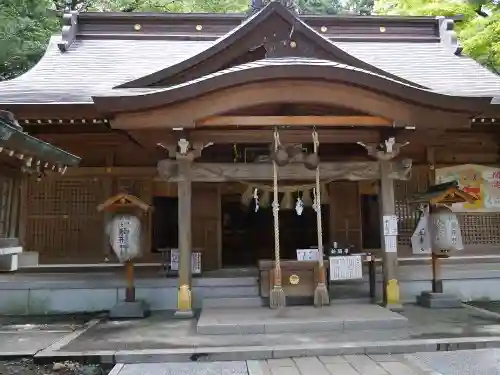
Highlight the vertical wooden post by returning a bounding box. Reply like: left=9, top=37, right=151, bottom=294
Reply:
left=8, top=177, right=20, bottom=238
left=18, top=176, right=27, bottom=247
left=431, top=252, right=443, bottom=293
left=125, top=260, right=135, bottom=302
left=426, top=147, right=443, bottom=294
left=379, top=160, right=402, bottom=310
left=175, top=156, right=194, bottom=318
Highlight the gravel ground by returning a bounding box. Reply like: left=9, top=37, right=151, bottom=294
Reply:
left=0, top=359, right=111, bottom=375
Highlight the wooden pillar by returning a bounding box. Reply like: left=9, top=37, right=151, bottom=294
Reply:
left=125, top=260, right=136, bottom=302
left=8, top=177, right=20, bottom=238
left=175, top=155, right=194, bottom=318
left=379, top=160, right=402, bottom=310
left=426, top=147, right=443, bottom=293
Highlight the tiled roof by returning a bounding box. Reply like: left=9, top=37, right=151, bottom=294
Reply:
left=336, top=42, right=500, bottom=97
left=0, top=8, right=499, bottom=107
left=94, top=57, right=490, bottom=115
left=0, top=37, right=212, bottom=104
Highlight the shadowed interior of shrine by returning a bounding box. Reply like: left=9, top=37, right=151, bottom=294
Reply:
left=220, top=193, right=330, bottom=267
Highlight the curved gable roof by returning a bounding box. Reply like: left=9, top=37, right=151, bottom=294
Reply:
left=94, top=58, right=491, bottom=115
left=117, top=2, right=425, bottom=89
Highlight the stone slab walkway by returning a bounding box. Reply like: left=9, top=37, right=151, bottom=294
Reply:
left=60, top=304, right=500, bottom=353
left=0, top=331, right=70, bottom=356
left=111, top=354, right=431, bottom=375
left=407, top=348, right=500, bottom=375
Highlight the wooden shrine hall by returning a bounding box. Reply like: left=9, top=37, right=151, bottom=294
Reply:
left=0, top=0, right=500, bottom=315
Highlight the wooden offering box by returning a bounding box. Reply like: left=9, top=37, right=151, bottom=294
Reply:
left=259, top=260, right=329, bottom=304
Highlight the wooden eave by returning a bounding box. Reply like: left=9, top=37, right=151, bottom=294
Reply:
left=93, top=60, right=492, bottom=118
left=1, top=103, right=102, bottom=121
left=0, top=115, right=80, bottom=167
left=77, top=10, right=442, bottom=42
left=97, top=192, right=152, bottom=213
left=115, top=2, right=425, bottom=89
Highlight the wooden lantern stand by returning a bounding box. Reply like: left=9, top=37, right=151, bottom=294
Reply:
left=410, top=181, right=477, bottom=309
left=97, top=193, right=152, bottom=318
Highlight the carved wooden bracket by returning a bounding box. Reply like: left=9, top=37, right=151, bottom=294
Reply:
left=357, top=137, right=410, bottom=161
left=158, top=137, right=213, bottom=160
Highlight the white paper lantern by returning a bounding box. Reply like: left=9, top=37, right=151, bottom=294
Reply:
left=429, top=206, right=464, bottom=253
left=106, top=214, right=142, bottom=262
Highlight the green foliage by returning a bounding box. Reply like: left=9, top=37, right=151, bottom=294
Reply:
left=345, top=0, right=374, bottom=15
left=87, top=0, right=247, bottom=12
left=373, top=0, right=500, bottom=73
left=0, top=0, right=58, bottom=80
left=297, top=0, right=343, bottom=15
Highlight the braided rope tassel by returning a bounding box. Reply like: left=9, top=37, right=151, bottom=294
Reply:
left=313, top=129, right=330, bottom=307
left=270, top=128, right=286, bottom=309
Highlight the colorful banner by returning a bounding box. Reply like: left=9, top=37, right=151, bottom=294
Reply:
left=435, top=164, right=500, bottom=212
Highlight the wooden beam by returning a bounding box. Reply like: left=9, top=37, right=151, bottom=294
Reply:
left=127, top=129, right=382, bottom=148
left=197, top=116, right=393, bottom=127
left=157, top=160, right=412, bottom=182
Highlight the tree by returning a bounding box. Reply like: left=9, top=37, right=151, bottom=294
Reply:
left=297, top=0, right=344, bottom=15
left=0, top=0, right=58, bottom=80
left=373, top=0, right=500, bottom=73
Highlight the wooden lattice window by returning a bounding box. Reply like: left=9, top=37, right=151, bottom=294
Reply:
left=459, top=213, right=500, bottom=246
left=25, top=177, right=110, bottom=263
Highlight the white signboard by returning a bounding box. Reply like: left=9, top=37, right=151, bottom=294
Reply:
left=170, top=249, right=202, bottom=274
left=329, top=255, right=363, bottom=281
left=383, top=215, right=398, bottom=236
left=296, top=248, right=321, bottom=261
left=384, top=235, right=398, bottom=253
left=411, top=211, right=432, bottom=255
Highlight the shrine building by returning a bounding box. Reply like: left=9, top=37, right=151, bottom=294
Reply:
left=0, top=0, right=500, bottom=315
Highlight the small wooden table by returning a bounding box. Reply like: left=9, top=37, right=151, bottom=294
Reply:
left=258, top=260, right=328, bottom=305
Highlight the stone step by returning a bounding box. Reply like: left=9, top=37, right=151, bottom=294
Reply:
left=200, top=285, right=260, bottom=298
left=197, top=304, right=408, bottom=335
left=202, top=297, right=264, bottom=308
left=194, top=277, right=258, bottom=288
left=330, top=297, right=372, bottom=305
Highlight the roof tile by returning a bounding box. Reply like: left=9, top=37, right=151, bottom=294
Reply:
left=1, top=26, right=500, bottom=106
left=336, top=42, right=500, bottom=97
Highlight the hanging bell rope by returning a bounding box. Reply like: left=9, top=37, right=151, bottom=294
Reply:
left=270, top=128, right=286, bottom=309
left=312, top=129, right=330, bottom=307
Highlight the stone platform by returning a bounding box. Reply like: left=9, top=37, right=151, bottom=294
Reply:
left=197, top=304, right=408, bottom=335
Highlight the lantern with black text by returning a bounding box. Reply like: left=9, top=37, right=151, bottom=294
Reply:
left=429, top=206, right=464, bottom=256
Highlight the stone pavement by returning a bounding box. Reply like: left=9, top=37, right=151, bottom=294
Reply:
left=0, top=314, right=98, bottom=357
left=112, top=354, right=431, bottom=375
left=407, top=348, right=500, bottom=375
left=112, top=350, right=500, bottom=375
left=60, top=304, right=500, bottom=353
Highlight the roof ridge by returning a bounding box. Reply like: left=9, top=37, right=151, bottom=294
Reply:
left=113, top=2, right=427, bottom=90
